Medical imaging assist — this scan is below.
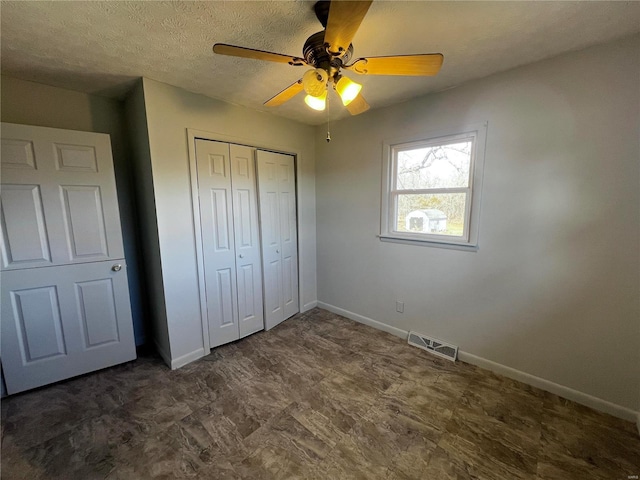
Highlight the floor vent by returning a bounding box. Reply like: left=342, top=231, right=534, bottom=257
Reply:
left=408, top=332, right=458, bottom=362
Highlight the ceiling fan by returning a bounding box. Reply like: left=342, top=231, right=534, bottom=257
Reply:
left=212, top=0, right=443, bottom=116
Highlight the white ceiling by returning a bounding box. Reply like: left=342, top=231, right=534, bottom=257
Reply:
left=2, top=1, right=639, bottom=126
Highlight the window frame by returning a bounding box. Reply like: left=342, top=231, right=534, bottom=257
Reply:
left=380, top=122, right=487, bottom=249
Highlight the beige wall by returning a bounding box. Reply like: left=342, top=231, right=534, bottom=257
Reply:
left=0, top=75, right=147, bottom=345
left=315, top=35, right=640, bottom=414
left=137, top=78, right=317, bottom=365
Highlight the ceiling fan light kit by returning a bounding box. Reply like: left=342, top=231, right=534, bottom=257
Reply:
left=335, top=75, right=362, bottom=106
left=302, top=68, right=329, bottom=97
left=304, top=91, right=327, bottom=111
left=212, top=0, right=443, bottom=116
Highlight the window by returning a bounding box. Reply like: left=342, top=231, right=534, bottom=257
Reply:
left=381, top=123, right=487, bottom=248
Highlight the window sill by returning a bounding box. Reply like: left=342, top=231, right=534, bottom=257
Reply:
left=377, top=234, right=479, bottom=252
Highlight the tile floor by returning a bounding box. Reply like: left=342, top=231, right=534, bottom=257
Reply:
left=2, top=308, right=639, bottom=479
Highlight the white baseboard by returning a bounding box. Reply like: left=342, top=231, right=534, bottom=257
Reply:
left=170, top=347, right=206, bottom=370
left=316, top=302, right=639, bottom=425
left=457, top=351, right=638, bottom=424
left=154, top=339, right=206, bottom=370
left=316, top=302, right=408, bottom=339
left=302, top=300, right=318, bottom=312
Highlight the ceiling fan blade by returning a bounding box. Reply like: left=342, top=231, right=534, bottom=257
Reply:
left=213, top=43, right=306, bottom=66
left=346, top=93, right=370, bottom=116
left=324, top=0, right=373, bottom=57
left=264, top=80, right=304, bottom=107
left=346, top=54, right=444, bottom=76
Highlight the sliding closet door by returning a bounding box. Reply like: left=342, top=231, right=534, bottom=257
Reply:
left=229, top=144, right=264, bottom=338
left=195, top=139, right=239, bottom=348
left=256, top=150, right=299, bottom=330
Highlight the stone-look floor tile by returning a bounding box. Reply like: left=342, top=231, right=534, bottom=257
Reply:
left=1, top=435, right=51, bottom=480
left=1, top=382, right=105, bottom=450
left=236, top=443, right=322, bottom=480
left=542, top=392, right=638, bottom=434
left=423, top=444, right=493, bottom=480
left=285, top=402, right=350, bottom=449
left=457, top=378, right=544, bottom=438
left=3, top=308, right=638, bottom=480
left=2, top=410, right=143, bottom=480
left=104, top=421, right=219, bottom=479
left=433, top=434, right=537, bottom=480
left=537, top=400, right=640, bottom=480
left=373, top=380, right=456, bottom=442
left=363, top=402, right=440, bottom=478
left=168, top=370, right=232, bottom=412
left=399, top=355, right=476, bottom=393
left=309, top=370, right=383, bottom=419
left=194, top=390, right=262, bottom=445
left=318, top=410, right=416, bottom=480
left=268, top=352, right=327, bottom=385
left=243, top=409, right=333, bottom=466
left=438, top=414, right=540, bottom=479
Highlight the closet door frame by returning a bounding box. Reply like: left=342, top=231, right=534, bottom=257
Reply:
left=186, top=129, right=302, bottom=353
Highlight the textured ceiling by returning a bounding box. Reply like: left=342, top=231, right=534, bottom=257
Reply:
left=2, top=1, right=639, bottom=126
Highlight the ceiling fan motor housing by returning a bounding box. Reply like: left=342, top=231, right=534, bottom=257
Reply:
left=303, top=31, right=353, bottom=79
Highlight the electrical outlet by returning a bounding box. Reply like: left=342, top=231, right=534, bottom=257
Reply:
left=396, top=301, right=404, bottom=313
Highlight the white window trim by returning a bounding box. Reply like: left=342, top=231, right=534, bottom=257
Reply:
left=380, top=122, right=487, bottom=250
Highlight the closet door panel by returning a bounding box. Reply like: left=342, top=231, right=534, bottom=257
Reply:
left=256, top=150, right=298, bottom=330
left=278, top=157, right=299, bottom=319
left=230, top=145, right=263, bottom=338
left=195, top=139, right=239, bottom=348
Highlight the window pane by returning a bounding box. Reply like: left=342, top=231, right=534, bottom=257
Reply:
left=396, top=193, right=467, bottom=237
left=396, top=141, right=472, bottom=190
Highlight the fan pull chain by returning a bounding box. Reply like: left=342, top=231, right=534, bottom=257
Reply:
left=326, top=88, right=331, bottom=143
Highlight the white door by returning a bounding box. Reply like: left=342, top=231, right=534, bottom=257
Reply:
left=195, top=139, right=239, bottom=348
left=195, top=140, right=264, bottom=348
left=0, top=123, right=136, bottom=394
left=256, top=150, right=299, bottom=330
left=230, top=144, right=264, bottom=338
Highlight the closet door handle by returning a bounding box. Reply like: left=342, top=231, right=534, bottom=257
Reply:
left=276, top=250, right=280, bottom=254
left=238, top=254, right=244, bottom=258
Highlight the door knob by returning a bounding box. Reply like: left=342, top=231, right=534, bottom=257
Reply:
left=239, top=254, right=244, bottom=258
left=111, top=264, right=122, bottom=272
left=276, top=250, right=280, bottom=254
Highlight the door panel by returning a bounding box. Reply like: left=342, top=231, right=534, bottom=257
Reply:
left=216, top=268, right=235, bottom=326
left=1, top=261, right=136, bottom=394
left=195, top=139, right=239, bottom=348
left=75, top=279, right=120, bottom=348
left=1, top=184, right=51, bottom=268
left=266, top=259, right=283, bottom=319
left=278, top=157, right=299, bottom=319
left=1, top=138, right=36, bottom=169
left=230, top=144, right=263, bottom=338
left=210, top=189, right=232, bottom=251
left=11, top=286, right=67, bottom=362
left=61, top=185, right=109, bottom=259
left=257, top=152, right=283, bottom=330
left=54, top=144, right=99, bottom=172
left=256, top=150, right=299, bottom=330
